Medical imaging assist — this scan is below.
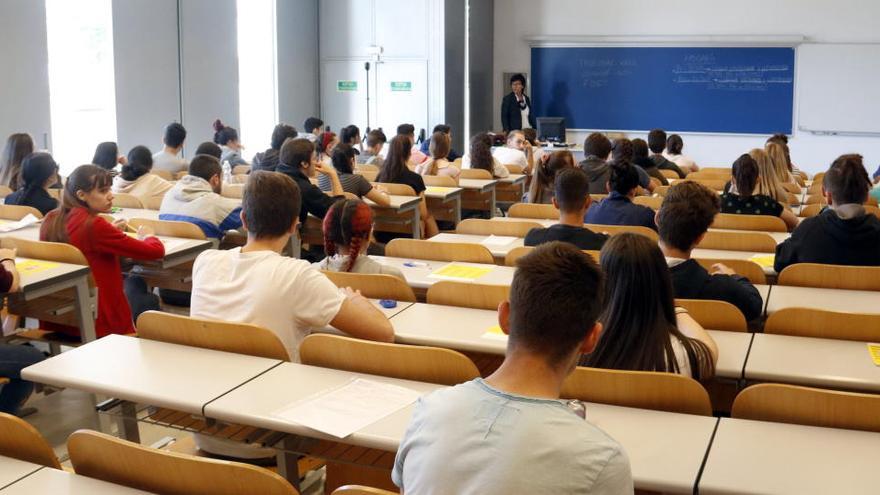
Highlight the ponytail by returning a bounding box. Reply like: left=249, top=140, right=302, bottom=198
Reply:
left=825, top=154, right=871, bottom=205
left=731, top=154, right=759, bottom=197
left=212, top=119, right=239, bottom=145
left=322, top=199, right=374, bottom=272
left=528, top=150, right=574, bottom=203
left=120, top=146, right=153, bottom=181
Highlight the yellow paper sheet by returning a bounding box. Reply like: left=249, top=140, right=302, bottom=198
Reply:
left=16, top=259, right=60, bottom=275
left=749, top=254, right=775, bottom=268
left=482, top=324, right=508, bottom=341
left=425, top=186, right=456, bottom=195
left=429, top=263, right=492, bottom=281
left=868, top=343, right=880, bottom=366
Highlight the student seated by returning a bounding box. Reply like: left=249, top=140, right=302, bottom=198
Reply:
left=720, top=154, right=798, bottom=231
left=663, top=134, right=699, bottom=174
left=376, top=136, right=440, bottom=237
left=158, top=154, right=243, bottom=239
left=314, top=199, right=405, bottom=280
left=0, top=133, right=33, bottom=191
left=194, top=141, right=222, bottom=160
left=315, top=131, right=339, bottom=168
left=190, top=171, right=393, bottom=459
left=775, top=154, right=880, bottom=271
left=4, top=152, right=59, bottom=215
left=393, top=242, right=633, bottom=494
left=92, top=141, right=125, bottom=171
left=358, top=130, right=386, bottom=168
left=526, top=150, right=574, bottom=204
left=584, top=161, right=658, bottom=231
left=340, top=124, right=361, bottom=148
left=581, top=233, right=717, bottom=380
left=525, top=168, right=608, bottom=250
left=579, top=132, right=614, bottom=194
left=251, top=123, right=297, bottom=172
left=765, top=142, right=795, bottom=185
left=736, top=148, right=789, bottom=206
left=419, top=124, right=462, bottom=161
left=658, top=181, right=763, bottom=322
left=490, top=130, right=533, bottom=172
left=632, top=138, right=667, bottom=186
left=319, top=144, right=390, bottom=206
left=462, top=132, right=509, bottom=178
left=111, top=146, right=173, bottom=202
left=213, top=119, right=247, bottom=167
left=276, top=138, right=344, bottom=225
left=415, top=131, right=461, bottom=181
left=397, top=123, right=428, bottom=164
left=300, top=116, right=323, bottom=143
left=42, top=165, right=165, bottom=337
left=152, top=122, right=188, bottom=174
left=648, top=129, right=686, bottom=178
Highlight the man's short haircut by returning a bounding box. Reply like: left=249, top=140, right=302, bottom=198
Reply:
left=366, top=129, right=387, bottom=148
left=508, top=242, right=604, bottom=365
left=432, top=124, right=451, bottom=134
left=824, top=154, right=871, bottom=205
left=584, top=132, right=612, bottom=159
left=608, top=161, right=640, bottom=194
left=279, top=138, right=314, bottom=169
left=611, top=138, right=634, bottom=163
left=242, top=171, right=301, bottom=239
left=631, top=138, right=649, bottom=160
left=658, top=181, right=721, bottom=252
left=647, top=128, right=667, bottom=153
left=506, top=130, right=524, bottom=144
left=303, top=117, right=323, bottom=133
left=164, top=123, right=187, bottom=148
left=396, top=123, right=415, bottom=136
left=666, top=134, right=684, bottom=155
left=194, top=141, right=222, bottom=159
left=271, top=124, right=298, bottom=150
left=188, top=154, right=222, bottom=182
left=554, top=168, right=589, bottom=213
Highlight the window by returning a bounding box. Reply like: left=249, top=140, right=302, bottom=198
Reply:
left=236, top=0, right=278, bottom=154
left=45, top=0, right=117, bottom=175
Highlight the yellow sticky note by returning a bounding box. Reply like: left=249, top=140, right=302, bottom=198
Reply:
left=16, top=259, right=60, bottom=275
left=429, top=263, right=492, bottom=281
left=749, top=254, right=775, bottom=268
left=425, top=186, right=455, bottom=195
left=482, top=325, right=508, bottom=341
left=868, top=343, right=880, bottom=366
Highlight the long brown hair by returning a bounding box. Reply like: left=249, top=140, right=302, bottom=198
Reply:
left=376, top=135, right=412, bottom=183
left=0, top=133, right=35, bottom=190
left=42, top=165, right=114, bottom=243
left=528, top=150, right=574, bottom=203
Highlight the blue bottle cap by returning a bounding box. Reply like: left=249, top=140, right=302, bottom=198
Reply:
left=379, top=299, right=397, bottom=309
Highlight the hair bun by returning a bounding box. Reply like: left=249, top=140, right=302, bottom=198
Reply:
left=213, top=119, right=224, bottom=132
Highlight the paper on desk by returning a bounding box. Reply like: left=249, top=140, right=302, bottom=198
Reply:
left=867, top=343, right=880, bottom=366
left=125, top=233, right=189, bottom=252
left=16, top=259, right=60, bottom=275
left=0, top=214, right=39, bottom=233
left=482, top=325, right=508, bottom=341
left=425, top=186, right=456, bottom=195
left=480, top=235, right=517, bottom=247
left=749, top=254, right=775, bottom=268
left=272, top=378, right=421, bottom=438
left=428, top=263, right=492, bottom=281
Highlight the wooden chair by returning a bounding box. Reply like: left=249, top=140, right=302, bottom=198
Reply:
left=459, top=168, right=493, bottom=180
left=452, top=157, right=463, bottom=169
left=781, top=182, right=802, bottom=194
left=0, top=185, right=12, bottom=198
left=584, top=223, right=659, bottom=242
left=690, top=178, right=727, bottom=191
left=127, top=218, right=206, bottom=240
left=456, top=218, right=541, bottom=237
left=372, top=182, right=417, bottom=196
left=777, top=263, right=880, bottom=290
left=356, top=164, right=378, bottom=173
left=0, top=204, right=42, bottom=220
left=321, top=271, right=416, bottom=302
left=693, top=258, right=767, bottom=284
left=700, top=167, right=732, bottom=174
left=386, top=238, right=494, bottom=264
left=112, top=193, right=144, bottom=209
left=632, top=195, right=663, bottom=210
left=232, top=165, right=251, bottom=175
left=507, top=202, right=558, bottom=220
left=221, top=183, right=244, bottom=199
left=696, top=230, right=776, bottom=253
left=141, top=195, right=165, bottom=210
left=660, top=169, right=680, bottom=179
left=804, top=193, right=825, bottom=205
left=784, top=191, right=800, bottom=206
left=560, top=367, right=713, bottom=416
left=426, top=281, right=508, bottom=310
left=764, top=308, right=880, bottom=342
left=504, top=246, right=599, bottom=266
left=589, top=193, right=607, bottom=202
left=688, top=171, right=731, bottom=180
left=732, top=384, right=880, bottom=432
left=357, top=170, right=378, bottom=182
left=798, top=203, right=823, bottom=218
left=675, top=299, right=748, bottom=332
left=68, top=430, right=298, bottom=495
left=503, top=164, right=523, bottom=174
left=299, top=334, right=479, bottom=386
left=422, top=175, right=457, bottom=187
left=136, top=311, right=290, bottom=361
left=711, top=213, right=787, bottom=232
left=332, top=486, right=396, bottom=495
left=0, top=412, right=61, bottom=468
left=654, top=185, right=670, bottom=196
left=152, top=170, right=173, bottom=181
left=175, top=171, right=189, bottom=180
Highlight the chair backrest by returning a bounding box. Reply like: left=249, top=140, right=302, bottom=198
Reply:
left=784, top=191, right=800, bottom=206
left=0, top=185, right=12, bottom=198
left=504, top=246, right=599, bottom=267
left=660, top=169, right=679, bottom=179
left=690, top=178, right=727, bottom=191
left=386, top=238, right=494, bottom=264
left=688, top=171, right=731, bottom=180
left=422, top=175, right=457, bottom=187
left=371, top=182, right=417, bottom=196
left=560, top=367, right=712, bottom=416
left=654, top=185, right=670, bottom=196
left=112, top=193, right=145, bottom=209
left=764, top=307, right=880, bottom=341
left=332, top=486, right=397, bottom=495
left=732, top=383, right=880, bottom=432
left=711, top=213, right=787, bottom=233
left=141, top=194, right=165, bottom=210
left=321, top=271, right=416, bottom=302
left=781, top=182, right=802, bottom=194
left=356, top=163, right=378, bottom=173
left=459, top=168, right=493, bottom=180
left=136, top=311, right=290, bottom=361
left=456, top=218, right=542, bottom=237
left=0, top=412, right=61, bottom=468
left=584, top=223, right=659, bottom=242
left=299, top=334, right=479, bottom=386
left=507, top=202, right=559, bottom=220
left=221, top=183, right=244, bottom=199
left=693, top=258, right=767, bottom=284
left=232, top=165, right=251, bottom=175
left=0, top=238, right=95, bottom=287
left=632, top=195, right=663, bottom=210
left=68, top=430, right=298, bottom=495
left=777, top=263, right=880, bottom=290
left=0, top=204, right=42, bottom=220
left=503, top=163, right=524, bottom=174
left=589, top=193, right=608, bottom=202
left=696, top=230, right=776, bottom=252
left=798, top=203, right=822, bottom=218
left=675, top=299, right=748, bottom=332
left=175, top=170, right=189, bottom=180
left=151, top=170, right=173, bottom=181
left=426, top=281, right=509, bottom=310
left=127, top=217, right=207, bottom=240
left=357, top=170, right=378, bottom=182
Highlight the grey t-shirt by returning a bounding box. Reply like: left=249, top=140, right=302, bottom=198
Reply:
left=152, top=150, right=188, bottom=174
left=393, top=378, right=633, bottom=495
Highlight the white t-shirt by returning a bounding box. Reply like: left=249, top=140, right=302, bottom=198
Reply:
left=491, top=146, right=528, bottom=169
left=190, top=248, right=345, bottom=362
left=520, top=104, right=532, bottom=129
left=461, top=155, right=510, bottom=178
left=152, top=150, right=188, bottom=174
left=663, top=152, right=697, bottom=172
left=669, top=337, right=693, bottom=378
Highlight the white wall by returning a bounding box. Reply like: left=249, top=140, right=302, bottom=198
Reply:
left=277, top=0, right=319, bottom=129
left=494, top=0, right=880, bottom=173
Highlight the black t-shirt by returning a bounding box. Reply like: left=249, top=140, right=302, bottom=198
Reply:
left=524, top=224, right=609, bottom=251
left=392, top=169, right=426, bottom=195
left=720, top=192, right=784, bottom=217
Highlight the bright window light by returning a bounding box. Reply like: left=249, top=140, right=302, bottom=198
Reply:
left=236, top=0, right=278, bottom=155
left=45, top=0, right=117, bottom=176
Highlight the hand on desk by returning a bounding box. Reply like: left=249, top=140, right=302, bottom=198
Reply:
left=710, top=263, right=737, bottom=276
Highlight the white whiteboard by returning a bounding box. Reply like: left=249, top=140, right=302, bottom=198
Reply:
left=798, top=43, right=880, bottom=135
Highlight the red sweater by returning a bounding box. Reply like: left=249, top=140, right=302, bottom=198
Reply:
left=40, top=207, right=165, bottom=337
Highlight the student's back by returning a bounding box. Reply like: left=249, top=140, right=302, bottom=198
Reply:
left=158, top=155, right=242, bottom=239
left=584, top=161, right=657, bottom=230
left=525, top=168, right=608, bottom=251
left=4, top=152, right=58, bottom=215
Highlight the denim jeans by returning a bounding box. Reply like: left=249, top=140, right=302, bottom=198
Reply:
left=0, top=344, right=45, bottom=414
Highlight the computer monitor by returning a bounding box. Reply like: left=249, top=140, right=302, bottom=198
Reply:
left=537, top=117, right=566, bottom=142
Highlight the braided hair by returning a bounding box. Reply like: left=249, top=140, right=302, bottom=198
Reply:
left=322, top=199, right=373, bottom=272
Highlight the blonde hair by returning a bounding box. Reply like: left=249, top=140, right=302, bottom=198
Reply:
left=765, top=142, right=793, bottom=184
left=748, top=148, right=787, bottom=203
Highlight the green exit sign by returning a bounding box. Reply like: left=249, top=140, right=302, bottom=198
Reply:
left=337, top=80, right=358, bottom=92
left=390, top=81, right=412, bottom=92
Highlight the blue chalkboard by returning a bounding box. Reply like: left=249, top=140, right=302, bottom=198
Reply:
left=530, top=47, right=795, bottom=134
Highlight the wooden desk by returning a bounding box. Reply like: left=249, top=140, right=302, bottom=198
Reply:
left=491, top=216, right=555, bottom=227
left=700, top=417, right=880, bottom=494
left=690, top=248, right=776, bottom=276
left=428, top=232, right=523, bottom=260
left=708, top=228, right=790, bottom=244
left=495, top=174, right=527, bottom=204
left=0, top=456, right=43, bottom=491
left=766, top=285, right=880, bottom=315
left=365, top=195, right=423, bottom=239
left=458, top=179, right=498, bottom=217
left=370, top=256, right=516, bottom=290
left=424, top=186, right=463, bottom=226
left=1, top=466, right=152, bottom=494
left=745, top=333, right=880, bottom=393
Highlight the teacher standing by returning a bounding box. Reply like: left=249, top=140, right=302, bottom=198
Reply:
left=501, top=73, right=537, bottom=132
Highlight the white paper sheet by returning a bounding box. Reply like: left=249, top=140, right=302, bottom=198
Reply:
left=480, top=235, right=518, bottom=247
left=271, top=378, right=421, bottom=438
left=0, top=214, right=39, bottom=233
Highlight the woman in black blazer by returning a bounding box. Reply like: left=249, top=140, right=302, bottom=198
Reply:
left=501, top=73, right=537, bottom=132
